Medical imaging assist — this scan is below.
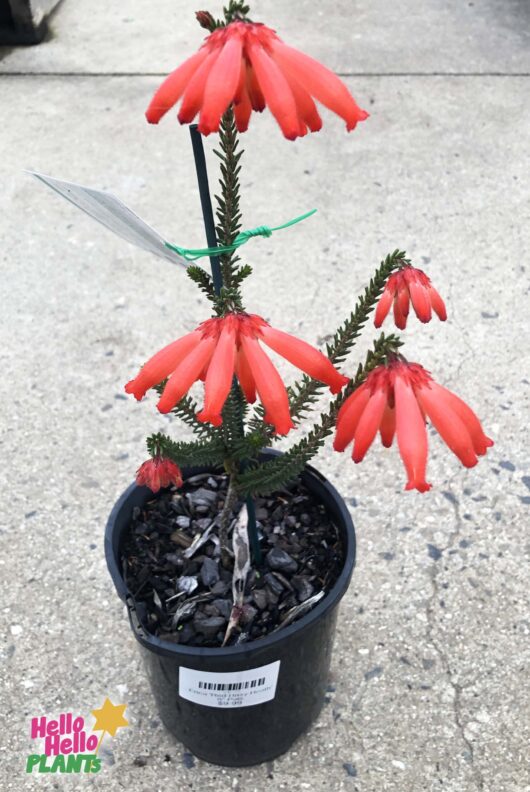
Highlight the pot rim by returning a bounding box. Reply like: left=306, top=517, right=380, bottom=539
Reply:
left=105, top=460, right=356, bottom=660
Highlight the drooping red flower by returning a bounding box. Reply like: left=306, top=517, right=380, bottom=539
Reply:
left=136, top=456, right=183, bottom=493
left=334, top=359, right=493, bottom=492
left=145, top=20, right=368, bottom=140
left=374, top=266, right=447, bottom=330
left=125, top=313, right=348, bottom=435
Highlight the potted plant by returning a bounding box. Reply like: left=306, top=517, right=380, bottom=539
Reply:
left=104, top=1, right=493, bottom=767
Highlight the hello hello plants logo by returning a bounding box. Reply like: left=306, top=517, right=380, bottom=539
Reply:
left=26, top=698, right=129, bottom=774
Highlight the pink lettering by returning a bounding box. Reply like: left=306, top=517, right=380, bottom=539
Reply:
left=86, top=734, right=98, bottom=751
left=60, top=737, right=72, bottom=754
left=30, top=717, right=47, bottom=739
left=47, top=719, right=59, bottom=735
left=44, top=733, right=61, bottom=756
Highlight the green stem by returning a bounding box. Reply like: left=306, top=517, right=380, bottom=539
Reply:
left=236, top=333, right=403, bottom=497
left=215, top=107, right=262, bottom=564
left=214, top=108, right=245, bottom=300
left=219, top=474, right=238, bottom=566
left=248, top=249, right=408, bottom=437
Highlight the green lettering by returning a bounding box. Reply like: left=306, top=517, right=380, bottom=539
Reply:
left=50, top=754, right=66, bottom=773
left=25, top=755, right=40, bottom=773
left=66, top=754, right=83, bottom=773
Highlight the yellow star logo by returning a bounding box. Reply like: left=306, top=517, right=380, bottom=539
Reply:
left=91, top=698, right=129, bottom=739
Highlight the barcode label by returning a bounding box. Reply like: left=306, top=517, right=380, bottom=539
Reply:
left=198, top=678, right=265, bottom=691
left=179, top=662, right=280, bottom=708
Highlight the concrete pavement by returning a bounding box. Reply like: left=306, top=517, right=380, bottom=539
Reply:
left=1, top=2, right=529, bottom=790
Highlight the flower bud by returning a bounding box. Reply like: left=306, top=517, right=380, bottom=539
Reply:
left=195, top=10, right=216, bottom=31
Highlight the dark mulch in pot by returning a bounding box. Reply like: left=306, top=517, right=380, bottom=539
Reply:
left=121, top=473, right=344, bottom=648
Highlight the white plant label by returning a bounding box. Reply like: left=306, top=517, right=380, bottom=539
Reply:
left=28, top=171, right=188, bottom=267
left=179, top=661, right=280, bottom=709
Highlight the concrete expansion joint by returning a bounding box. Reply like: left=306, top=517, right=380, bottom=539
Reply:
left=1, top=71, right=530, bottom=78
left=424, top=487, right=486, bottom=792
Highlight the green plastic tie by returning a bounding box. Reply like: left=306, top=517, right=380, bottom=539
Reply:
left=165, top=209, right=317, bottom=261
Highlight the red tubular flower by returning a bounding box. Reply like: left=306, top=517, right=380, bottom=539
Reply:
left=146, top=21, right=368, bottom=139
left=136, top=457, right=183, bottom=493
left=374, top=266, right=447, bottom=330
left=333, top=359, right=493, bottom=492
left=125, top=313, right=348, bottom=435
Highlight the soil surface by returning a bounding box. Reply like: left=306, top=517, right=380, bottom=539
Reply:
left=121, top=473, right=345, bottom=648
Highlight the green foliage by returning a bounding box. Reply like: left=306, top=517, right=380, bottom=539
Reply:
left=147, top=432, right=226, bottom=467
left=186, top=265, right=216, bottom=302
left=236, top=333, right=403, bottom=496
left=326, top=250, right=408, bottom=366
left=344, top=331, right=403, bottom=393
left=147, top=245, right=406, bottom=490
left=216, top=285, right=246, bottom=314
left=170, top=395, right=216, bottom=438
left=196, top=1, right=251, bottom=31
left=152, top=382, right=217, bottom=440
left=214, top=110, right=246, bottom=295
left=231, top=263, right=253, bottom=287
left=185, top=112, right=248, bottom=314
left=141, top=85, right=409, bottom=500
left=220, top=381, right=248, bottom=447
left=229, top=429, right=266, bottom=461
left=223, top=1, right=251, bottom=23
left=185, top=278, right=248, bottom=317
left=248, top=249, right=408, bottom=437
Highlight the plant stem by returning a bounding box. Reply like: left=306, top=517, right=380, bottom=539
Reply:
left=236, top=333, right=403, bottom=496
left=214, top=108, right=246, bottom=304
left=247, top=249, right=408, bottom=438
left=217, top=110, right=262, bottom=564
left=188, top=113, right=262, bottom=565
left=218, top=475, right=238, bottom=566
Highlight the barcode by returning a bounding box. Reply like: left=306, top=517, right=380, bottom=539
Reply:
left=198, top=678, right=266, bottom=691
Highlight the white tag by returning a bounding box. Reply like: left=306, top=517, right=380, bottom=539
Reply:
left=179, top=661, right=280, bottom=709
left=28, top=171, right=188, bottom=267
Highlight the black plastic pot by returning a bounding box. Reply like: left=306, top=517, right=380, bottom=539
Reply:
left=105, top=457, right=356, bottom=766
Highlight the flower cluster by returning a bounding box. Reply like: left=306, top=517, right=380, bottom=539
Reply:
left=126, top=313, right=347, bottom=436
left=146, top=20, right=368, bottom=139
left=130, top=5, right=492, bottom=496
left=374, top=266, right=447, bottom=330
left=334, top=359, right=492, bottom=492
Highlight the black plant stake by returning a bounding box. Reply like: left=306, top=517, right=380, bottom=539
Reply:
left=189, top=125, right=223, bottom=295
